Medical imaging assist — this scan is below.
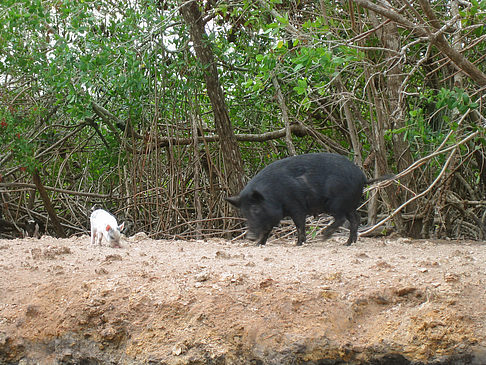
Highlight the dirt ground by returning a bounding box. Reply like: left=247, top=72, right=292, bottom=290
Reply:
left=1, top=232, right=486, bottom=364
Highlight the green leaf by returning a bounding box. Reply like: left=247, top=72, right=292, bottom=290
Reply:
left=293, top=63, right=304, bottom=72
left=277, top=15, right=289, bottom=25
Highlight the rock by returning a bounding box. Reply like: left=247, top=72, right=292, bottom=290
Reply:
left=215, top=250, right=231, bottom=259
left=395, top=287, right=417, bottom=297
left=100, top=326, right=117, bottom=341
left=95, top=267, right=109, bottom=275
left=445, top=273, right=460, bottom=282
left=219, top=272, right=241, bottom=284
left=129, top=232, right=148, bottom=242
left=324, top=272, right=343, bottom=281
left=372, top=295, right=390, bottom=305
left=259, top=278, right=274, bottom=289
left=25, top=305, right=40, bottom=318
left=373, top=260, right=393, bottom=270
left=172, top=343, right=187, bottom=356
left=103, top=254, right=123, bottom=263
left=321, top=288, right=339, bottom=300
left=195, top=271, right=210, bottom=282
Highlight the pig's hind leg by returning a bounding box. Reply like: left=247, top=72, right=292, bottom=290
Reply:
left=344, top=210, right=360, bottom=246
left=292, top=214, right=307, bottom=246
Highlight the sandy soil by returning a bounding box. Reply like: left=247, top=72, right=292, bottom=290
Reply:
left=1, top=232, right=486, bottom=364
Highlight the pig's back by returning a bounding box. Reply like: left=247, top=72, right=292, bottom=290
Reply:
left=245, top=153, right=367, bottom=213
left=249, top=153, right=365, bottom=187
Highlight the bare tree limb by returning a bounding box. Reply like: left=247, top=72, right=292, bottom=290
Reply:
left=91, top=101, right=123, bottom=144
left=361, top=129, right=480, bottom=235
left=272, top=76, right=296, bottom=156
left=353, top=0, right=486, bottom=86
left=151, top=124, right=347, bottom=154
left=0, top=182, right=112, bottom=198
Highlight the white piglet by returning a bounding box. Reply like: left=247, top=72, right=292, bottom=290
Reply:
left=90, top=209, right=125, bottom=248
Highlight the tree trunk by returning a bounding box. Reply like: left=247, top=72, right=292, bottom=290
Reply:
left=32, top=169, right=66, bottom=238
left=179, top=1, right=244, bottom=195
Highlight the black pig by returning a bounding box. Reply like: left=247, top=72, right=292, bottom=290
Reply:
left=226, top=153, right=392, bottom=246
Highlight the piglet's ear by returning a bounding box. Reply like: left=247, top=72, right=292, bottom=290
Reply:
left=119, top=222, right=125, bottom=232
left=106, top=225, right=111, bottom=231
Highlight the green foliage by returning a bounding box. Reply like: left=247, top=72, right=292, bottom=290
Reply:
left=0, top=111, right=37, bottom=173
left=0, top=0, right=176, bottom=183
left=435, top=87, right=479, bottom=114
left=390, top=107, right=448, bottom=159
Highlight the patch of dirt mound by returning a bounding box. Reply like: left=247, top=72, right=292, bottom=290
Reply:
left=1, top=235, right=485, bottom=364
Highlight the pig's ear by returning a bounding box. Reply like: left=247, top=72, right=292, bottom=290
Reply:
left=250, top=190, right=264, bottom=203
left=106, top=225, right=111, bottom=231
left=225, top=196, right=241, bottom=208
left=119, top=222, right=125, bottom=232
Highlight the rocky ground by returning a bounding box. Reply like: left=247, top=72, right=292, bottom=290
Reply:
left=1, top=232, right=486, bottom=364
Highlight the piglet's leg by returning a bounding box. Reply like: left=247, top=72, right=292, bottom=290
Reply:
left=90, top=228, right=96, bottom=245
left=96, top=232, right=103, bottom=246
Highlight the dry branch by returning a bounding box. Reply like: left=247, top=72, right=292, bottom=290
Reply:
left=0, top=183, right=112, bottom=198
left=361, top=129, right=480, bottom=236
left=272, top=76, right=296, bottom=156
left=353, top=0, right=486, bottom=86
left=150, top=124, right=346, bottom=153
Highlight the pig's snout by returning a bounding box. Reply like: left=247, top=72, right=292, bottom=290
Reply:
left=245, top=230, right=258, bottom=241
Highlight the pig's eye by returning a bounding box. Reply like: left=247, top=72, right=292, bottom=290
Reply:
left=250, top=205, right=262, bottom=215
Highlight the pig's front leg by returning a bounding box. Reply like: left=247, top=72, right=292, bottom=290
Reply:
left=256, top=230, right=271, bottom=246
left=96, top=231, right=103, bottom=245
